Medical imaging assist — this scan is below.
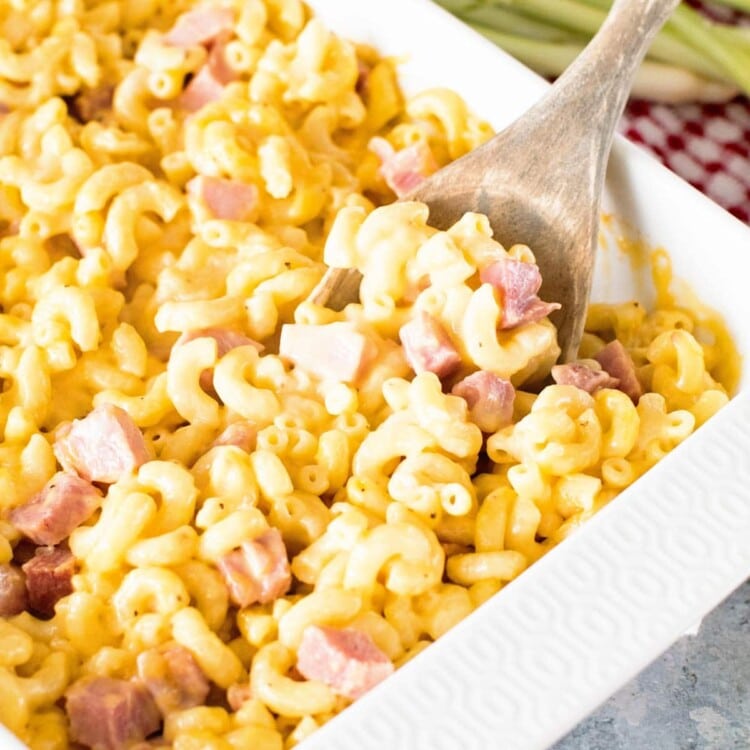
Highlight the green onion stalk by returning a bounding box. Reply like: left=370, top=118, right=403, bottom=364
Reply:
left=434, top=0, right=750, bottom=103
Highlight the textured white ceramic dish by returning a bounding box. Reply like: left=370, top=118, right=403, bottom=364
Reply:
left=2, top=2, right=749, bottom=749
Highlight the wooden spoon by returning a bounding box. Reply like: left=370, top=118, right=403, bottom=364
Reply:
left=312, top=0, right=681, bottom=362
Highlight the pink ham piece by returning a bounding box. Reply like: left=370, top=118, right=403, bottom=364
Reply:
left=204, top=33, right=236, bottom=84
left=399, top=311, right=461, bottom=379
left=137, top=644, right=210, bottom=716
left=296, top=625, right=394, bottom=700
left=551, top=362, right=620, bottom=394
left=66, top=676, right=161, bottom=750
left=480, top=258, right=561, bottom=330
left=10, top=473, right=102, bottom=546
left=0, top=563, right=27, bottom=616
left=211, top=421, right=258, bottom=453
left=186, top=176, right=259, bottom=221
left=451, top=370, right=515, bottom=433
left=22, top=546, right=76, bottom=617
left=217, top=528, right=291, bottom=608
left=54, top=404, right=150, bottom=484
left=178, top=65, right=225, bottom=111
left=369, top=136, right=438, bottom=198
left=176, top=328, right=262, bottom=391
left=595, top=340, right=643, bottom=403
left=164, top=6, right=235, bottom=47
left=279, top=322, right=376, bottom=384
left=178, top=35, right=238, bottom=112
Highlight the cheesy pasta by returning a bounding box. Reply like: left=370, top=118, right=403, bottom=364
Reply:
left=0, top=1, right=736, bottom=749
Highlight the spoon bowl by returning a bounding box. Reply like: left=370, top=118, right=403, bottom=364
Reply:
left=313, top=0, right=681, bottom=361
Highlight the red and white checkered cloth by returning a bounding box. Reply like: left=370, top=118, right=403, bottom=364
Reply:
left=618, top=1, right=750, bottom=224
left=621, top=98, right=750, bottom=224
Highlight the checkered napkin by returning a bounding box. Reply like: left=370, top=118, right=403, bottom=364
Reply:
left=619, top=2, right=750, bottom=224
left=621, top=98, right=750, bottom=224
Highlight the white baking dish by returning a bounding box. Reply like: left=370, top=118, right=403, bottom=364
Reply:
left=294, top=1, right=750, bottom=749
left=2, top=3, right=749, bottom=750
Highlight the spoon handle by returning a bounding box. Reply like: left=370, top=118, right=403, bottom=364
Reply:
left=472, top=0, right=682, bottom=362
left=547, top=0, right=682, bottom=174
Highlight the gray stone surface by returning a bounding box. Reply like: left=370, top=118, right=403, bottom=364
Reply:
left=553, top=580, right=750, bottom=750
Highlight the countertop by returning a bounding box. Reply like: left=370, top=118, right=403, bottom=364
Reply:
left=554, top=579, right=750, bottom=750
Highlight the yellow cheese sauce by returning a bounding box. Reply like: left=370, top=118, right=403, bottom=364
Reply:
left=598, top=211, right=740, bottom=395
left=649, top=248, right=741, bottom=394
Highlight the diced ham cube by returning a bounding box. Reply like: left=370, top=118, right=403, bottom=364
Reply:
left=0, top=563, right=27, bottom=617
left=296, top=625, right=394, bottom=700
left=10, top=473, right=102, bottom=546
left=137, top=644, right=210, bottom=716
left=164, top=6, right=235, bottom=47
left=451, top=370, right=515, bottom=433
left=369, top=137, right=437, bottom=198
left=211, top=421, right=258, bottom=453
left=551, top=361, right=620, bottom=394
left=22, top=546, right=76, bottom=617
left=186, top=176, right=259, bottom=221
left=69, top=85, right=114, bottom=123
left=226, top=682, right=253, bottom=711
left=279, top=322, right=377, bottom=384
left=205, top=32, right=236, bottom=83
left=66, top=676, right=161, bottom=750
left=11, top=539, right=37, bottom=566
left=179, top=65, right=225, bottom=112
left=217, top=528, right=291, bottom=608
left=178, top=35, right=237, bottom=112
left=399, top=311, right=461, bottom=379
left=480, top=258, right=561, bottom=330
left=176, top=328, right=262, bottom=391
left=595, top=340, right=643, bottom=403
left=54, top=404, right=150, bottom=484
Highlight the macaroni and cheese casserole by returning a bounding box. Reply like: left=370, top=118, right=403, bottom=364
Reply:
left=0, top=1, right=736, bottom=748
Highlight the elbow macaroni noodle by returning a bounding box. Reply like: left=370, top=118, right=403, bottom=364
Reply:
left=0, top=1, right=739, bottom=748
